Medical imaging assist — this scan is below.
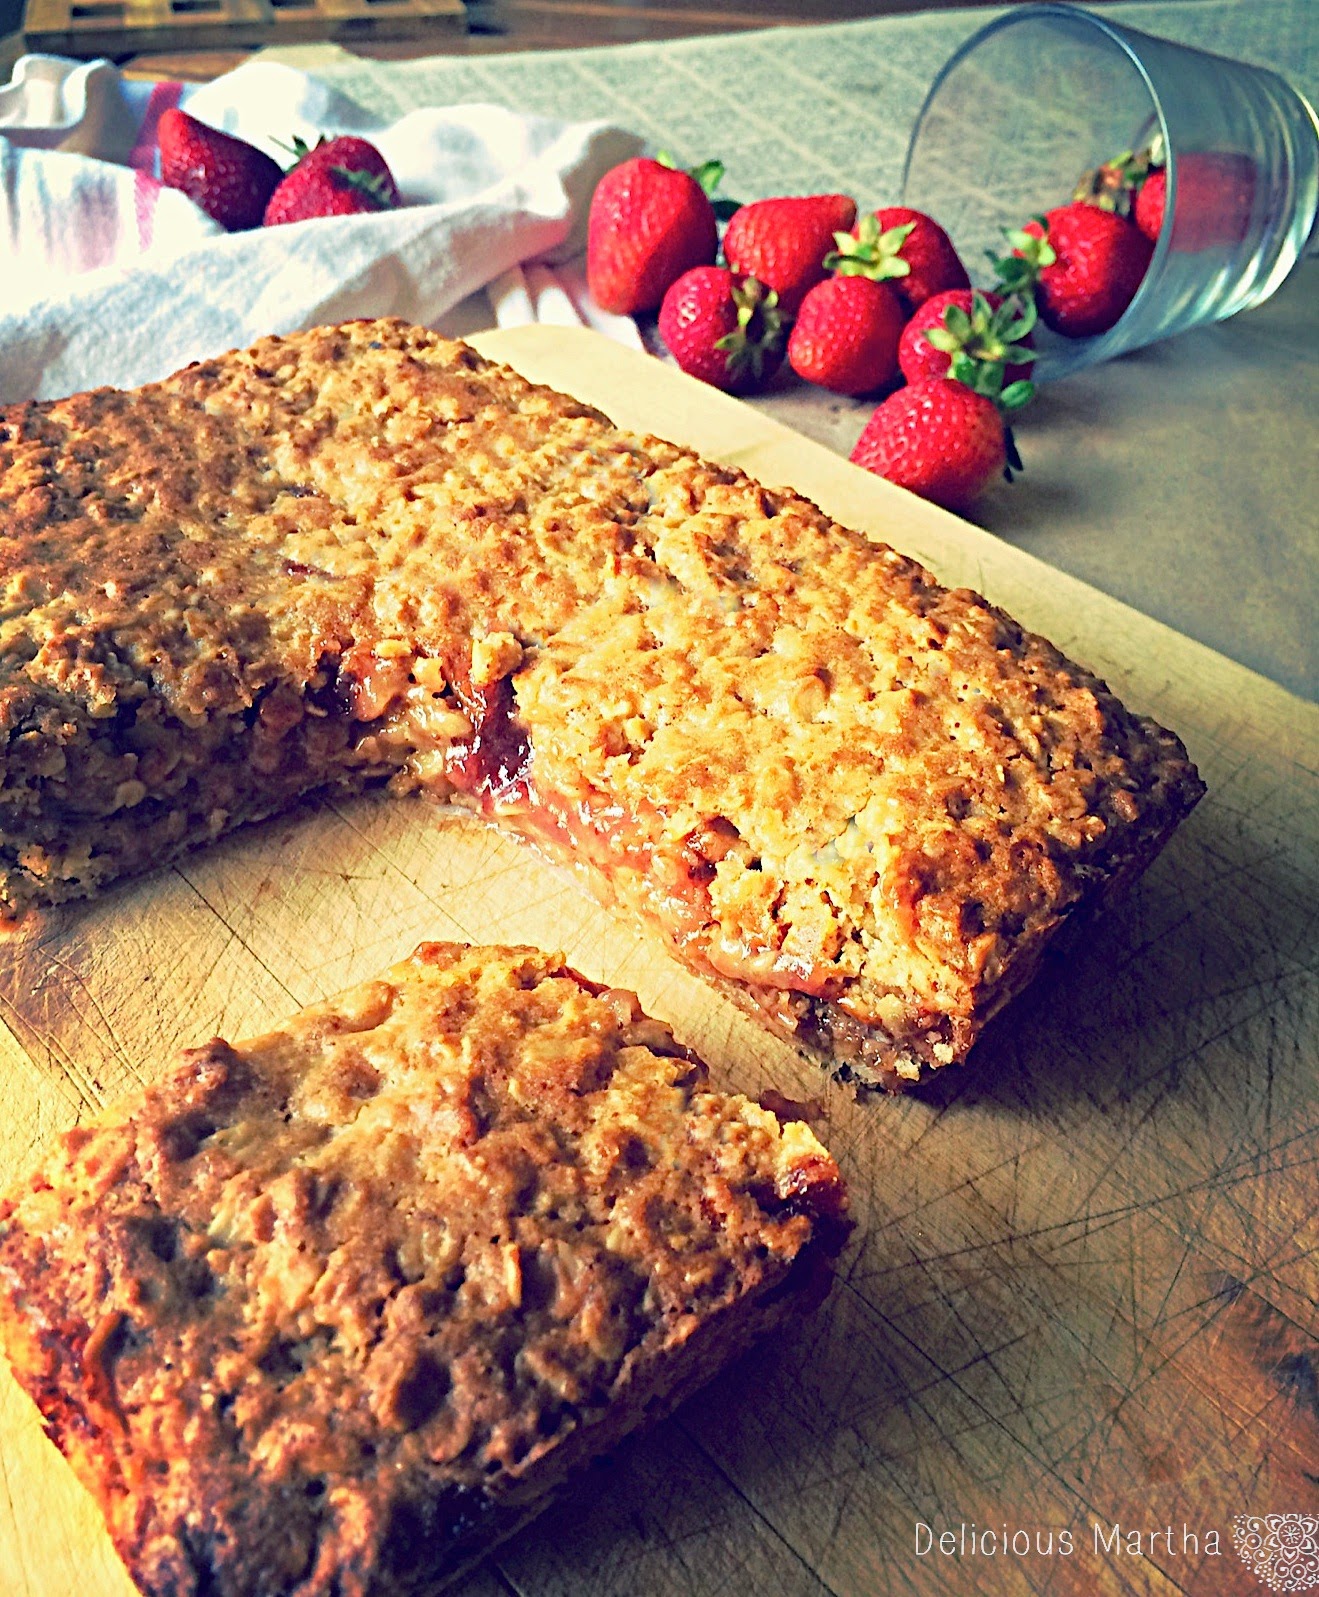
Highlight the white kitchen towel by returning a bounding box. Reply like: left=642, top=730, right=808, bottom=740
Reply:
left=0, top=55, right=644, bottom=402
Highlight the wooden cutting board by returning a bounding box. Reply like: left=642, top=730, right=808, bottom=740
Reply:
left=1, top=325, right=1316, bottom=1597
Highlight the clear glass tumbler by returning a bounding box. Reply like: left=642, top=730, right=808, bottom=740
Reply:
left=900, top=2, right=1319, bottom=380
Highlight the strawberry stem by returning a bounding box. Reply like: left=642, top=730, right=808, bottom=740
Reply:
left=1003, top=424, right=1024, bottom=483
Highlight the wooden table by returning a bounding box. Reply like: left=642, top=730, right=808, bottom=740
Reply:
left=105, top=1, right=1016, bottom=78
left=9, top=0, right=1022, bottom=83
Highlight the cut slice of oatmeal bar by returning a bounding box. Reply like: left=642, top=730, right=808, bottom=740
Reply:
left=0, top=941, right=848, bottom=1597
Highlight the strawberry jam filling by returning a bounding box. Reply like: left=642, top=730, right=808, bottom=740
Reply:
left=432, top=672, right=851, bottom=1008
left=343, top=649, right=879, bottom=1048
left=443, top=676, right=532, bottom=803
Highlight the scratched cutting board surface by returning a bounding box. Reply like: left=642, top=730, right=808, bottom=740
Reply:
left=1, top=325, right=1317, bottom=1597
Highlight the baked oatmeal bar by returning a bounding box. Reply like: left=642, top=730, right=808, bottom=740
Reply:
left=0, top=320, right=1204, bottom=1085
left=0, top=941, right=848, bottom=1597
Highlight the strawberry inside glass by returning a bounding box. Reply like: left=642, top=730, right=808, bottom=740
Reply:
left=901, top=3, right=1319, bottom=378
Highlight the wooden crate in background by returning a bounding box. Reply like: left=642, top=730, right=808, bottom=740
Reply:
left=22, top=0, right=465, bottom=58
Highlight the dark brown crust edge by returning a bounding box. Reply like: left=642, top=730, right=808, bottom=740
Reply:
left=364, top=1247, right=835, bottom=1597
left=791, top=787, right=1202, bottom=1091
left=0, top=1242, right=834, bottom=1597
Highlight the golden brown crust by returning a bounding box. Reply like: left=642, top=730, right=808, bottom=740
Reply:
left=0, top=941, right=847, bottom=1597
left=0, top=320, right=1204, bottom=1080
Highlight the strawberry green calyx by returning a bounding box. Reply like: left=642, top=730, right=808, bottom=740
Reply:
left=942, top=333, right=1033, bottom=484
left=1073, top=146, right=1152, bottom=216
left=271, top=134, right=398, bottom=207
left=925, top=290, right=1036, bottom=395
left=959, top=373, right=1028, bottom=484
left=687, top=159, right=725, bottom=197
left=824, top=213, right=917, bottom=280
left=713, top=278, right=784, bottom=384
left=1074, top=133, right=1166, bottom=216
left=987, top=216, right=1056, bottom=298
left=327, top=164, right=396, bottom=208
left=946, top=349, right=1033, bottom=414
left=272, top=133, right=325, bottom=169
left=657, top=151, right=741, bottom=219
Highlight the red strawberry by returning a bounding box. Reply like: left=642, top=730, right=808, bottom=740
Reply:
left=787, top=276, right=905, bottom=395
left=828, top=206, right=969, bottom=314
left=1134, top=153, right=1256, bottom=250
left=263, top=136, right=400, bottom=227
left=658, top=267, right=784, bottom=395
left=849, top=378, right=1019, bottom=514
left=1134, top=168, right=1170, bottom=242
left=898, top=289, right=1035, bottom=388
left=1011, top=204, right=1152, bottom=337
left=586, top=156, right=719, bottom=315
left=723, top=194, right=857, bottom=316
left=157, top=107, right=282, bottom=233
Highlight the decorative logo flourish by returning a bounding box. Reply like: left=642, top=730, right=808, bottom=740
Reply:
left=1233, top=1515, right=1319, bottom=1592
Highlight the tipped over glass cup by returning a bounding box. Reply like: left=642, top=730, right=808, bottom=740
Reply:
left=900, top=2, right=1319, bottom=380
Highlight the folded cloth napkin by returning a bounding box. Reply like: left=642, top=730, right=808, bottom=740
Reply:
left=0, top=55, right=644, bottom=403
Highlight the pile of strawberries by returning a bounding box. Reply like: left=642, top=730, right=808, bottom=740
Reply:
left=586, top=149, right=1169, bottom=513
left=157, top=106, right=1182, bottom=516
left=154, top=109, right=401, bottom=230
